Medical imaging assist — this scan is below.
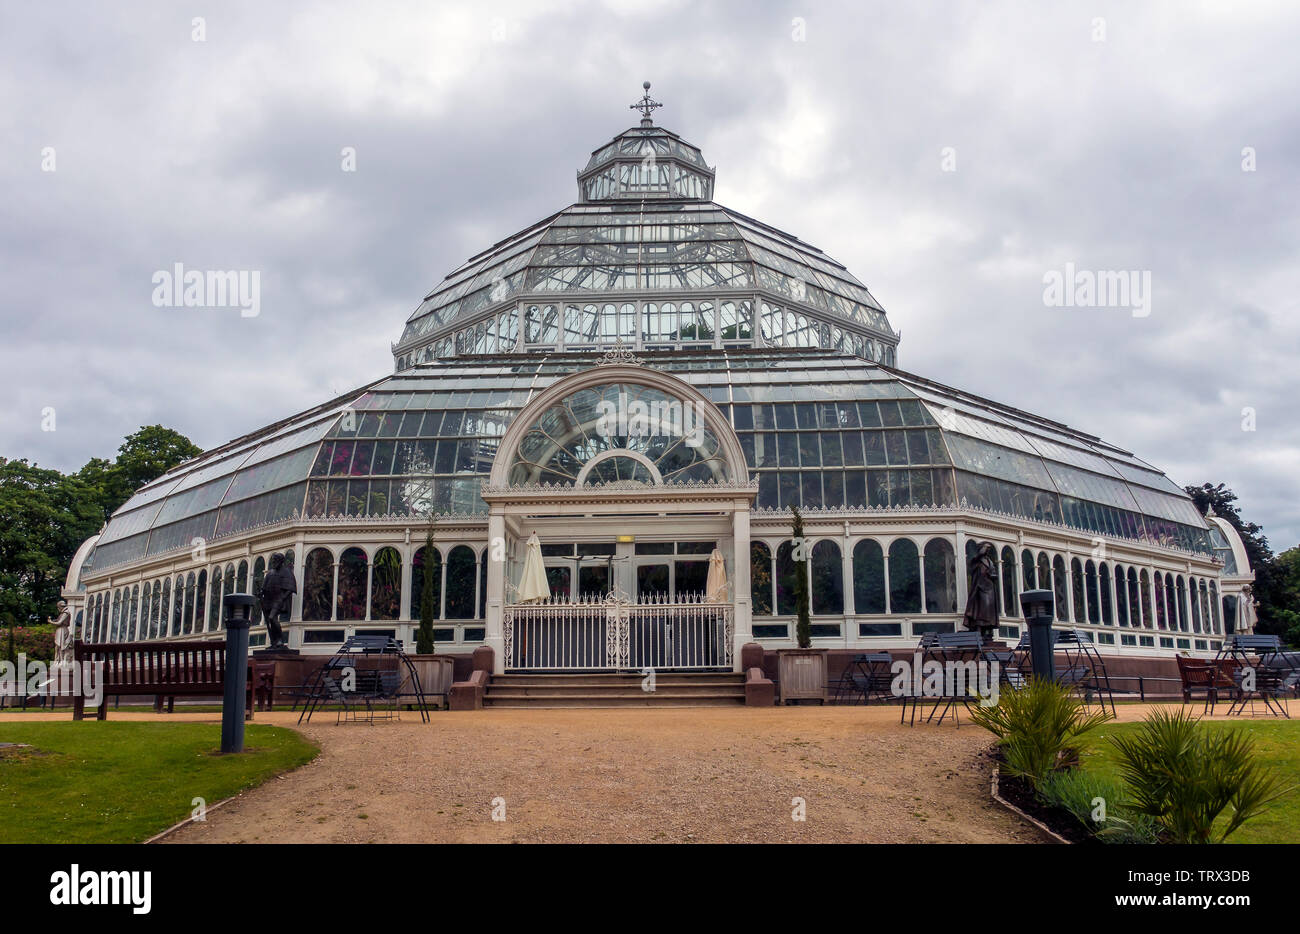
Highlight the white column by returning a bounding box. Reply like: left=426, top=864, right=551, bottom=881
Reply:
left=731, top=505, right=752, bottom=671
left=485, top=511, right=506, bottom=673
left=398, top=544, right=412, bottom=622
left=882, top=551, right=892, bottom=615
left=331, top=555, right=340, bottom=622
left=291, top=533, right=306, bottom=621
left=954, top=530, right=968, bottom=615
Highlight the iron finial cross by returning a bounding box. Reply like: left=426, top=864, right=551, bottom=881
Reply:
left=630, top=81, right=662, bottom=126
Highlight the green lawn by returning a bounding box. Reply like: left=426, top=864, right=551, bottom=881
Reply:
left=0, top=722, right=318, bottom=843
left=1080, top=718, right=1300, bottom=844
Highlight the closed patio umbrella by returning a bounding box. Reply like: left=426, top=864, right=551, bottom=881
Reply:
left=706, top=548, right=729, bottom=603
left=517, top=532, right=551, bottom=604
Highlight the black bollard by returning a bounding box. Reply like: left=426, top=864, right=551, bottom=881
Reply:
left=221, top=594, right=256, bottom=754
left=1019, top=589, right=1055, bottom=682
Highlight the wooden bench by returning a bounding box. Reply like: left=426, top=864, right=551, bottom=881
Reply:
left=72, top=639, right=255, bottom=721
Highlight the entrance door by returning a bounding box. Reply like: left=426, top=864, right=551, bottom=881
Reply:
left=632, top=542, right=716, bottom=603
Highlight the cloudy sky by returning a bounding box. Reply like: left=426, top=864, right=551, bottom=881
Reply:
left=3, top=1, right=1298, bottom=548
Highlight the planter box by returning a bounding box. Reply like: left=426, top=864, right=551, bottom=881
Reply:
left=408, top=655, right=456, bottom=707
left=776, top=648, right=828, bottom=704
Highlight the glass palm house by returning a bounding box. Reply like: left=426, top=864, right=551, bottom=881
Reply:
left=64, top=88, right=1255, bottom=672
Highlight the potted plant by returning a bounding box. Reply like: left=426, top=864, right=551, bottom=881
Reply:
left=410, top=528, right=454, bottom=706
left=776, top=506, right=828, bottom=703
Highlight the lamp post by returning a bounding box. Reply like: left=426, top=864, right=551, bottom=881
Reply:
left=221, top=593, right=256, bottom=754
left=1019, top=589, right=1055, bottom=682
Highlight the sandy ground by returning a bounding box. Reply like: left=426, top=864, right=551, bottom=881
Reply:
left=2, top=702, right=1196, bottom=844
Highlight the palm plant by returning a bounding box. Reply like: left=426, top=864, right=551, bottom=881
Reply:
left=1110, top=708, right=1292, bottom=843
left=967, top=677, right=1111, bottom=787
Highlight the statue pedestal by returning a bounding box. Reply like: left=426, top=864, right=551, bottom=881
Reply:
left=252, top=646, right=299, bottom=657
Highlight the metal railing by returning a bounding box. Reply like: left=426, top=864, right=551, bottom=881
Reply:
left=504, top=593, right=733, bottom=671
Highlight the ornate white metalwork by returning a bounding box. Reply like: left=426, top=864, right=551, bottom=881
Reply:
left=505, top=593, right=732, bottom=672
left=595, top=340, right=644, bottom=367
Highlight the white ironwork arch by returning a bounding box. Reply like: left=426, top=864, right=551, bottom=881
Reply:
left=489, top=363, right=749, bottom=489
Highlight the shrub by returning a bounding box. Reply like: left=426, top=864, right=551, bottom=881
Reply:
left=1037, top=768, right=1160, bottom=844
left=1110, top=708, right=1293, bottom=844
left=968, top=677, right=1111, bottom=787
left=1, top=625, right=55, bottom=662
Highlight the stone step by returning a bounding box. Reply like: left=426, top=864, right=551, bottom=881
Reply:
left=483, top=692, right=745, bottom=708
left=482, top=672, right=746, bottom=708
left=492, top=672, right=741, bottom=683
left=487, top=684, right=745, bottom=698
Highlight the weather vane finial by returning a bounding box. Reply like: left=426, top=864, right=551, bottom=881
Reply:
left=630, top=81, right=662, bottom=127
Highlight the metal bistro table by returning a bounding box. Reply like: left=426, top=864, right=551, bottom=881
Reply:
left=900, top=632, right=985, bottom=727
left=832, top=652, right=895, bottom=705
left=1215, top=635, right=1297, bottom=718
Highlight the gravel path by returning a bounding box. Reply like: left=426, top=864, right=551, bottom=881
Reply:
left=153, top=706, right=1048, bottom=844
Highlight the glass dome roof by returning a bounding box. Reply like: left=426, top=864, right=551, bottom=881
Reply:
left=88, top=348, right=1213, bottom=574
left=392, top=107, right=898, bottom=370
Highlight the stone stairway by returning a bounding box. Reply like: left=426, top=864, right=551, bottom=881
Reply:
left=483, top=672, right=746, bottom=708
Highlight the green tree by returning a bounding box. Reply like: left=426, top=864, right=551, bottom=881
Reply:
left=0, top=425, right=201, bottom=626
left=416, top=529, right=437, bottom=655
left=791, top=505, right=811, bottom=648
left=1269, top=546, right=1300, bottom=646
left=1184, top=482, right=1295, bottom=642
left=78, top=426, right=202, bottom=523
left=0, top=460, right=103, bottom=625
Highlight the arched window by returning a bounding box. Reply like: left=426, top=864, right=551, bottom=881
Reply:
left=775, top=540, right=798, bottom=616
left=888, top=539, right=921, bottom=614
left=1222, top=594, right=1238, bottom=635
left=1052, top=556, right=1068, bottom=622
left=1001, top=547, right=1017, bottom=618
left=146, top=581, right=158, bottom=639
left=1071, top=558, right=1086, bottom=623
left=1189, top=577, right=1202, bottom=633
left=1114, top=565, right=1128, bottom=626
left=183, top=573, right=196, bottom=633
left=750, top=542, right=773, bottom=615
left=237, top=560, right=248, bottom=596
left=1098, top=562, right=1113, bottom=624
left=479, top=557, right=488, bottom=619
left=410, top=545, right=443, bottom=621
left=252, top=556, right=266, bottom=625
left=1127, top=568, right=1142, bottom=629
left=128, top=585, right=140, bottom=641
left=1021, top=549, right=1035, bottom=591
left=853, top=539, right=886, bottom=614
left=445, top=546, right=477, bottom=619
left=152, top=580, right=164, bottom=638
left=140, top=583, right=151, bottom=640
left=192, top=568, right=207, bottom=632
left=1139, top=570, right=1152, bottom=629
left=1159, top=569, right=1170, bottom=629
left=924, top=538, right=957, bottom=614
left=160, top=578, right=171, bottom=638
left=214, top=565, right=231, bottom=630
left=303, top=548, right=335, bottom=621
left=1175, top=576, right=1187, bottom=631
left=1037, top=552, right=1051, bottom=591
left=1170, top=577, right=1180, bottom=637
left=1084, top=561, right=1100, bottom=624
left=1209, top=582, right=1220, bottom=634
left=173, top=575, right=184, bottom=635
left=370, top=547, right=402, bottom=620
left=810, top=540, right=843, bottom=615
left=337, top=548, right=369, bottom=621
left=109, top=590, right=119, bottom=641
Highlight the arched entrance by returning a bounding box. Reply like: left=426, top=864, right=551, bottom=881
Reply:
left=481, top=359, right=757, bottom=673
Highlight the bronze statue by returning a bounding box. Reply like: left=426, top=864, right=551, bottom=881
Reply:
left=259, top=553, right=297, bottom=648
left=962, top=541, right=999, bottom=640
